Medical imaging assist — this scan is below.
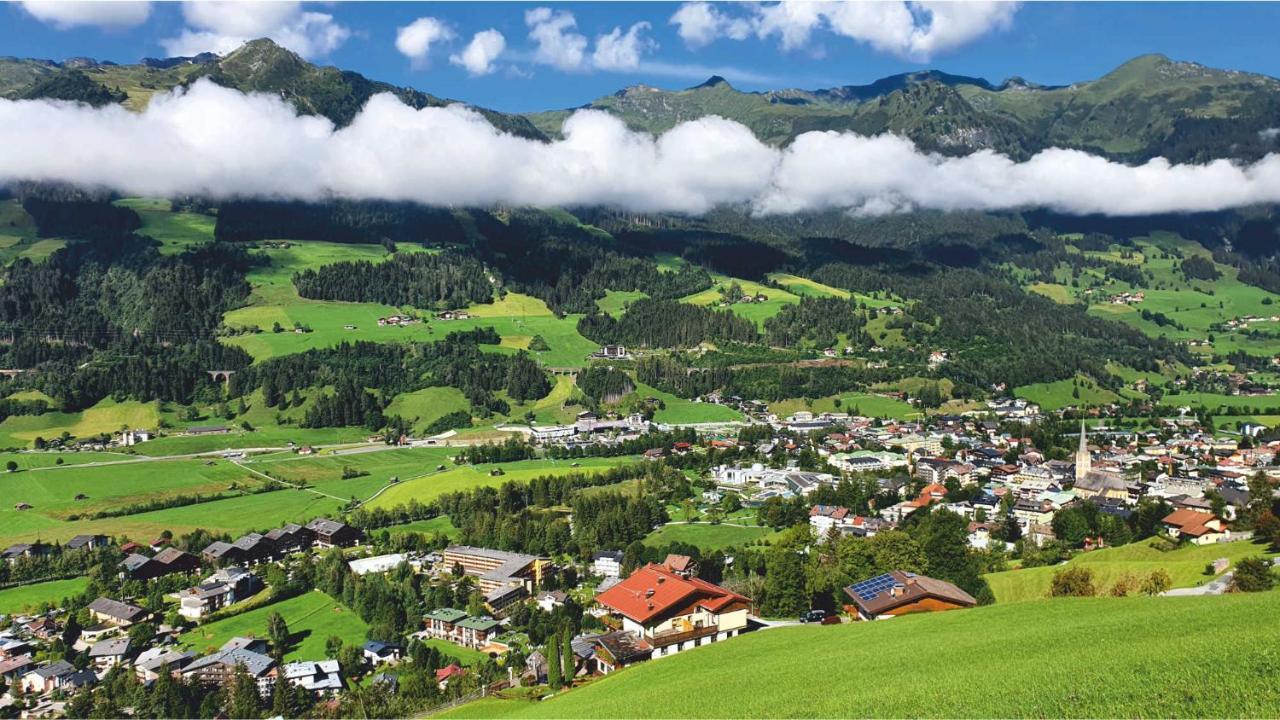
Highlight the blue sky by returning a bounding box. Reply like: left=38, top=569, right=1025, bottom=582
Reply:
left=5, top=1, right=1280, bottom=112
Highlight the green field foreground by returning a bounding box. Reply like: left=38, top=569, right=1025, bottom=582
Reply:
left=984, top=537, right=1274, bottom=603
left=442, top=591, right=1280, bottom=718
left=0, top=577, right=89, bottom=615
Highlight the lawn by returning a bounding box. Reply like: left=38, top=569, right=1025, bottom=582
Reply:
left=385, top=387, right=472, bottom=434
left=179, top=591, right=368, bottom=661
left=418, top=637, right=489, bottom=667
left=0, top=577, right=89, bottom=615
left=114, top=198, right=216, bottom=254
left=382, top=516, right=460, bottom=539
left=983, top=537, right=1275, bottom=603
left=642, top=523, right=776, bottom=551
left=769, top=392, right=917, bottom=420
left=441, top=591, right=1280, bottom=718
left=367, top=456, right=638, bottom=510
left=680, top=275, right=801, bottom=328
left=1014, top=374, right=1125, bottom=411
left=596, top=290, right=648, bottom=318
left=634, top=382, right=743, bottom=425
left=0, top=457, right=265, bottom=546
left=0, top=398, right=164, bottom=448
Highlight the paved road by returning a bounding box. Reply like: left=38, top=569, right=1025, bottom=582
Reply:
left=1162, top=572, right=1234, bottom=596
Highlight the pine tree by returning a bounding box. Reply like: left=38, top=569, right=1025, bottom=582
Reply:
left=546, top=630, right=562, bottom=689
left=560, top=627, right=575, bottom=688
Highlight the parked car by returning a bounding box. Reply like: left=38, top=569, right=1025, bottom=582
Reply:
left=800, top=609, right=826, bottom=623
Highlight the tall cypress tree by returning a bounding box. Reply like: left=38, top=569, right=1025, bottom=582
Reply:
left=546, top=630, right=562, bottom=689
left=560, top=628, right=575, bottom=688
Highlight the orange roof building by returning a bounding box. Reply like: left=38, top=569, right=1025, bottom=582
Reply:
left=595, top=563, right=752, bottom=660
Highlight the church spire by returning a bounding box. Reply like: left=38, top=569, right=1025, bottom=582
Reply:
left=1075, top=419, right=1091, bottom=481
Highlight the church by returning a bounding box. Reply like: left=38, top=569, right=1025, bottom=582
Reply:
left=1071, top=422, right=1130, bottom=501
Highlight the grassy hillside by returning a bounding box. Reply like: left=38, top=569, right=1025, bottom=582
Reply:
left=443, top=591, right=1280, bottom=718
left=984, top=537, right=1274, bottom=603
left=178, top=591, right=367, bottom=662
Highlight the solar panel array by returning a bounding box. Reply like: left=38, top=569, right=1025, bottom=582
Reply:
left=849, top=573, right=902, bottom=601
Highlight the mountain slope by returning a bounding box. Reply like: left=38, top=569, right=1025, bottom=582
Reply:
left=526, top=54, right=1280, bottom=162
left=0, top=39, right=545, bottom=140
left=443, top=591, right=1280, bottom=718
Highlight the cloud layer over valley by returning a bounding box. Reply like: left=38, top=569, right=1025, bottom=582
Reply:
left=2, top=80, right=1279, bottom=218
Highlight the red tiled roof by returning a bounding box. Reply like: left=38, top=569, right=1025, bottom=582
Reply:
left=596, top=564, right=749, bottom=624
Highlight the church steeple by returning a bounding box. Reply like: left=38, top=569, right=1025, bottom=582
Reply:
left=1075, top=420, right=1091, bottom=481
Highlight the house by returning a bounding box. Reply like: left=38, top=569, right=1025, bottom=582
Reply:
left=662, top=553, right=698, bottom=578
left=1, top=543, right=50, bottom=564
left=133, top=648, right=196, bottom=683
left=592, top=550, right=624, bottom=579
left=305, top=518, right=363, bottom=548
left=435, top=663, right=465, bottom=689
left=230, top=533, right=277, bottom=565
left=87, top=597, right=148, bottom=626
left=843, top=570, right=977, bottom=621
left=65, top=534, right=109, bottom=552
left=422, top=608, right=470, bottom=643
left=1162, top=509, right=1229, bottom=545
left=282, top=660, right=343, bottom=695
left=201, top=541, right=243, bottom=565
left=590, top=630, right=653, bottom=674
left=22, top=661, right=95, bottom=695
left=809, top=505, right=852, bottom=538
left=456, top=616, right=501, bottom=650
left=524, top=650, right=548, bottom=684
left=121, top=547, right=200, bottom=580
left=0, top=654, right=35, bottom=684
left=178, top=567, right=259, bottom=619
left=264, top=523, right=310, bottom=555
left=536, top=590, right=569, bottom=612
left=88, top=637, right=132, bottom=672
left=593, top=344, right=628, bottom=359
left=595, top=563, right=751, bottom=660
left=362, top=640, right=404, bottom=666
left=182, top=647, right=276, bottom=696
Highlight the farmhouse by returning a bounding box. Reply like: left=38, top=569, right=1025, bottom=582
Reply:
left=87, top=597, right=148, bottom=626
left=1161, top=508, right=1229, bottom=544
left=594, top=563, right=751, bottom=660
left=842, top=570, right=977, bottom=621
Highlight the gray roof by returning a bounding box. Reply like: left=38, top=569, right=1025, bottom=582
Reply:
left=32, top=660, right=75, bottom=679
left=120, top=553, right=151, bottom=571
left=202, top=541, right=236, bottom=558
left=87, top=597, right=146, bottom=622
left=89, top=637, right=131, bottom=658
left=184, top=648, right=274, bottom=677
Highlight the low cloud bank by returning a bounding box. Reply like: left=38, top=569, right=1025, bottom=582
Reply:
left=2, top=80, right=1279, bottom=217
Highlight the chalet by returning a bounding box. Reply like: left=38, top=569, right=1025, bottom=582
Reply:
left=362, top=640, right=404, bottom=666
left=662, top=553, right=697, bottom=578
left=87, top=597, right=148, bottom=626
left=182, top=645, right=276, bottom=696
left=282, top=660, right=343, bottom=695
left=436, top=310, right=471, bottom=321
left=264, top=523, right=310, bottom=554
left=843, top=570, right=976, bottom=621
left=809, top=505, right=852, bottom=538
left=121, top=547, right=200, bottom=580
left=22, top=660, right=95, bottom=695
left=178, top=567, right=259, bottom=620
left=133, top=648, right=196, bottom=683
left=0, top=654, right=35, bottom=684
left=590, top=630, right=652, bottom=674
left=1, top=542, right=50, bottom=564
left=231, top=532, right=277, bottom=564
left=201, top=541, right=243, bottom=565
left=1162, top=508, right=1229, bottom=545
left=435, top=663, right=465, bottom=688
left=88, top=637, right=132, bottom=672
left=66, top=534, right=109, bottom=552
left=305, top=518, right=363, bottom=548
left=595, top=563, right=751, bottom=660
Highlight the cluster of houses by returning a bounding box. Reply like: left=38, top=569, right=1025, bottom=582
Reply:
left=201, top=518, right=363, bottom=567
left=527, top=410, right=651, bottom=446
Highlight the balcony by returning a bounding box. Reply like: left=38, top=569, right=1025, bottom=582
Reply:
left=647, top=623, right=719, bottom=648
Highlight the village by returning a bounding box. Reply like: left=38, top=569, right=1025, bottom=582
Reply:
left=1, top=392, right=1277, bottom=718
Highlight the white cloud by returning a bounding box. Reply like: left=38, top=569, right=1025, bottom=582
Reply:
left=669, top=2, right=751, bottom=49
left=592, top=22, right=656, bottom=72
left=450, top=29, right=506, bottom=76
left=19, top=1, right=152, bottom=29
left=161, top=1, right=350, bottom=59
left=4, top=80, right=1280, bottom=218
left=395, top=17, right=455, bottom=68
left=525, top=7, right=588, bottom=71
left=673, top=1, right=1019, bottom=61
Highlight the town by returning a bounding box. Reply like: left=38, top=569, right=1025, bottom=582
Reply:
left=1, top=395, right=1277, bottom=718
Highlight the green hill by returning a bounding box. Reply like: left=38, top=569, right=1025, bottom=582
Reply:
left=443, top=591, right=1280, bottom=718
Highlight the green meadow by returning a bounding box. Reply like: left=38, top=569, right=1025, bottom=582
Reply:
left=1014, top=373, right=1133, bottom=411
left=642, top=523, right=776, bottom=551
left=768, top=391, right=918, bottom=419
left=983, top=537, right=1274, bottom=603
left=680, top=275, right=801, bottom=328
left=179, top=591, right=368, bottom=661
left=0, top=577, right=89, bottom=615
left=442, top=591, right=1280, bottom=718
left=367, top=456, right=638, bottom=510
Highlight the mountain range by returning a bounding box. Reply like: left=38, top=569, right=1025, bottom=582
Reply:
left=3, top=39, right=1280, bottom=163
